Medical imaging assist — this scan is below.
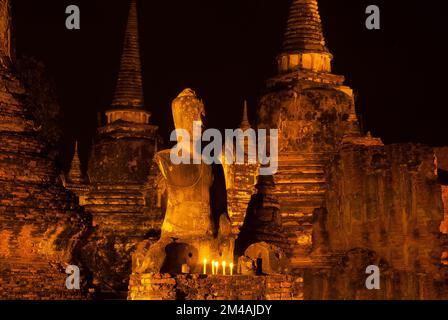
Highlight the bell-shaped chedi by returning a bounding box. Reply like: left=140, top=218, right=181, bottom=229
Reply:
left=0, top=0, right=90, bottom=299
left=88, top=0, right=157, bottom=186
left=257, top=0, right=362, bottom=269
left=264, top=1, right=448, bottom=300
left=83, top=0, right=160, bottom=296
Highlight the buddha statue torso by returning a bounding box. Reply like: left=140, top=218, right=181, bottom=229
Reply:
left=156, top=150, right=215, bottom=239
left=132, top=89, right=234, bottom=275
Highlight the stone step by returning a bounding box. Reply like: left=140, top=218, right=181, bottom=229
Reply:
left=275, top=188, right=326, bottom=196
left=84, top=205, right=145, bottom=214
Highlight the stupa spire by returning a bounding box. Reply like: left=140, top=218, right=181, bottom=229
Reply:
left=282, top=0, right=328, bottom=54
left=111, top=0, right=144, bottom=108
left=68, top=141, right=85, bottom=184
left=277, top=0, right=332, bottom=74
left=240, top=100, right=251, bottom=130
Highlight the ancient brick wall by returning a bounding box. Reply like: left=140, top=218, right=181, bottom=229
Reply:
left=304, top=266, right=448, bottom=300
left=223, top=163, right=258, bottom=235
left=257, top=82, right=359, bottom=269
left=87, top=127, right=157, bottom=185
left=128, top=273, right=303, bottom=300
left=326, top=143, right=444, bottom=271
left=0, top=260, right=83, bottom=300
left=0, top=68, right=90, bottom=299
left=306, top=142, right=448, bottom=299
left=434, top=147, right=448, bottom=234
left=440, top=186, right=448, bottom=234
left=81, top=183, right=160, bottom=294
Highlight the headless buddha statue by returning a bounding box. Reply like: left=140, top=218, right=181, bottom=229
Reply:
left=132, top=89, right=234, bottom=274
left=156, top=152, right=214, bottom=238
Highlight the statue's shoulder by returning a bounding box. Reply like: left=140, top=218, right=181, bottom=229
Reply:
left=155, top=149, right=171, bottom=162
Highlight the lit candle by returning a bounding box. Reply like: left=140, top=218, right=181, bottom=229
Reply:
left=230, top=263, right=234, bottom=276
left=203, top=259, right=207, bottom=275
left=222, top=261, right=226, bottom=275
left=215, top=261, right=219, bottom=275
left=212, top=260, right=215, bottom=275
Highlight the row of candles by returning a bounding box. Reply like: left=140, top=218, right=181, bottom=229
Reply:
left=203, top=259, right=234, bottom=276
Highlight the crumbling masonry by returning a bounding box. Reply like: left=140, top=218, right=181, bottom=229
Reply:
left=1, top=0, right=447, bottom=300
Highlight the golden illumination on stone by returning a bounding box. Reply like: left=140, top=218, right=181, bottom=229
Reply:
left=131, top=89, right=234, bottom=278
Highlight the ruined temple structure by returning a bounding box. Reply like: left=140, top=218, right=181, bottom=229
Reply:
left=127, top=0, right=448, bottom=300
left=63, top=142, right=89, bottom=205
left=127, top=90, right=298, bottom=300
left=77, top=0, right=162, bottom=297
left=258, top=0, right=362, bottom=268
left=223, top=101, right=259, bottom=235
left=305, top=143, right=448, bottom=299
left=252, top=0, right=448, bottom=299
left=131, top=89, right=235, bottom=278
left=2, top=0, right=448, bottom=300
left=0, top=0, right=90, bottom=299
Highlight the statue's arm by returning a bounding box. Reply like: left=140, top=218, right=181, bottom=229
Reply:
left=154, top=152, right=169, bottom=180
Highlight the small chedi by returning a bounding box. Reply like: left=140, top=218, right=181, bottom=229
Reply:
left=1, top=0, right=448, bottom=300
left=222, top=101, right=259, bottom=235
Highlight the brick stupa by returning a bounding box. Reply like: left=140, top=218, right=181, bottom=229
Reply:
left=259, top=0, right=361, bottom=268
left=257, top=0, right=448, bottom=299
left=0, top=0, right=90, bottom=299
left=82, top=0, right=161, bottom=297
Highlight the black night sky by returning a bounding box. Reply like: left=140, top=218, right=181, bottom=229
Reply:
left=11, top=0, right=448, bottom=171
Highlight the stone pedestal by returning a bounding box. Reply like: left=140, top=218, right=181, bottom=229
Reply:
left=128, top=273, right=304, bottom=300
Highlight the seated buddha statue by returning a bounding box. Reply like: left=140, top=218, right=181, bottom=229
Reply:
left=132, top=89, right=234, bottom=275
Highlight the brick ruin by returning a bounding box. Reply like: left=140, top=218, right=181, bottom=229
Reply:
left=128, top=274, right=303, bottom=301
left=0, top=0, right=89, bottom=299
left=1, top=0, right=448, bottom=300
left=306, top=143, right=448, bottom=299
left=74, top=0, right=161, bottom=297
